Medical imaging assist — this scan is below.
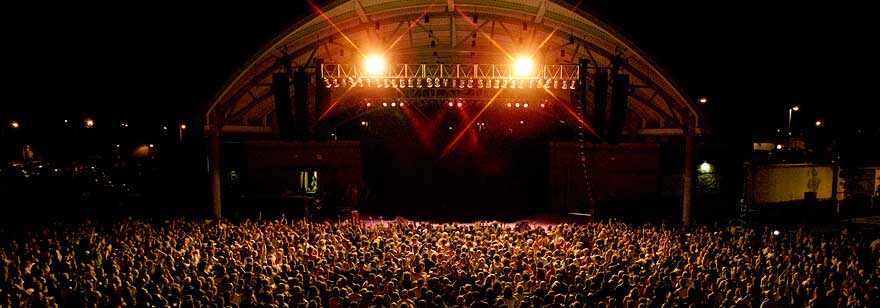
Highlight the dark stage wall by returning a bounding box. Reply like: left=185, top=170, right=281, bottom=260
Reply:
left=548, top=143, right=662, bottom=213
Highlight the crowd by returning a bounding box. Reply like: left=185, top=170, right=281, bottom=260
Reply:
left=1, top=217, right=879, bottom=307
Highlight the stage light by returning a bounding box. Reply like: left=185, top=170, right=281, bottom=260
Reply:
left=776, top=144, right=783, bottom=150
left=391, top=102, right=397, bottom=107
left=773, top=230, right=780, bottom=236
left=513, top=56, right=535, bottom=77
left=699, top=97, right=708, bottom=104
left=699, top=161, right=712, bottom=173
left=507, top=102, right=512, bottom=108
left=361, top=121, right=368, bottom=126
left=10, top=121, right=20, bottom=129
left=364, top=54, right=386, bottom=76
left=457, top=102, right=463, bottom=107
left=523, top=103, right=529, bottom=108
left=180, top=124, right=187, bottom=130
left=515, top=102, right=520, bottom=108
left=149, top=144, right=154, bottom=148
left=815, top=120, right=823, bottom=127
left=449, top=101, right=454, bottom=107
left=399, top=102, right=405, bottom=107
left=540, top=103, right=546, bottom=108
left=366, top=102, right=372, bottom=107
left=85, top=119, right=95, bottom=128
left=383, top=102, right=388, bottom=107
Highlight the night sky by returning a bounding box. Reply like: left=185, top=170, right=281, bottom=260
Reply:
left=3, top=1, right=878, bottom=139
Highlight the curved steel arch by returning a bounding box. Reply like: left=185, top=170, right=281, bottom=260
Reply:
left=204, top=0, right=700, bottom=135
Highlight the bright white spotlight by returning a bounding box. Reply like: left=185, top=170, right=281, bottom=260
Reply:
left=364, top=54, right=386, bottom=76
left=513, top=56, right=535, bottom=77
left=699, top=162, right=712, bottom=173
left=773, top=230, right=780, bottom=236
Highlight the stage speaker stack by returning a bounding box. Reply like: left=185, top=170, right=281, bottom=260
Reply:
left=607, top=73, right=629, bottom=144
left=293, top=69, right=310, bottom=140
left=592, top=69, right=609, bottom=136
left=314, top=58, right=330, bottom=139
left=272, top=73, right=295, bottom=141
left=577, top=59, right=590, bottom=122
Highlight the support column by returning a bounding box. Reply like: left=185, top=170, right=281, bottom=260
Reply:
left=209, top=122, right=222, bottom=219
left=682, top=115, right=696, bottom=226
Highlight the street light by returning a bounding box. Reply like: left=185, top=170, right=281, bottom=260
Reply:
left=787, top=105, right=800, bottom=135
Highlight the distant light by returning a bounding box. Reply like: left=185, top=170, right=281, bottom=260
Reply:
left=815, top=120, right=822, bottom=127
left=523, top=103, right=529, bottom=108
left=540, top=103, right=546, bottom=108
left=515, top=103, right=521, bottom=108
left=382, top=102, right=388, bottom=107
left=148, top=144, right=154, bottom=148
left=122, top=123, right=129, bottom=128
left=391, top=102, right=396, bottom=107
left=507, top=103, right=512, bottom=108
left=448, top=126, right=453, bottom=130
left=791, top=105, right=800, bottom=111
left=457, top=102, right=463, bottom=107
left=776, top=144, right=783, bottom=150
left=84, top=119, right=95, bottom=128
left=364, top=54, right=386, bottom=76
left=773, top=230, right=780, bottom=236
left=520, top=120, right=524, bottom=124
left=163, top=126, right=168, bottom=130
left=699, top=161, right=712, bottom=173
left=361, top=121, right=368, bottom=126
left=63, top=119, right=68, bottom=124
left=399, top=102, right=405, bottom=107
left=449, top=102, right=454, bottom=107
left=180, top=124, right=187, bottom=130
left=10, top=121, right=19, bottom=129
left=513, top=56, right=535, bottom=77
left=116, top=144, right=120, bottom=148
left=366, top=102, right=372, bottom=107
left=698, top=97, right=708, bottom=104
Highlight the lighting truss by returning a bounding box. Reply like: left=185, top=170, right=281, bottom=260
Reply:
left=321, top=64, right=579, bottom=90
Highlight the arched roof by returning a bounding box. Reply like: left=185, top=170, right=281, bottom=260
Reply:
left=204, top=0, right=700, bottom=135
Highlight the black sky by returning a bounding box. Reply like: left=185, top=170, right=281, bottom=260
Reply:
left=3, top=1, right=877, bottom=137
